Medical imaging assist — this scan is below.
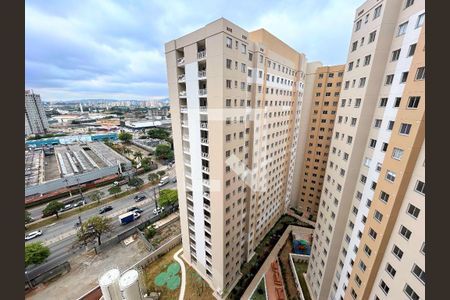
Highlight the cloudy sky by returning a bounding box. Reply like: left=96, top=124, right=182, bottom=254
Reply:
left=26, top=0, right=361, bottom=101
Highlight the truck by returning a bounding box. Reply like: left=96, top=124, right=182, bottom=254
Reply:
left=118, top=211, right=141, bottom=225
left=158, top=176, right=170, bottom=187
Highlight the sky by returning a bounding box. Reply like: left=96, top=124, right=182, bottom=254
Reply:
left=25, top=0, right=362, bottom=101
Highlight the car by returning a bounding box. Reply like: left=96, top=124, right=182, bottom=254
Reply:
left=59, top=203, right=73, bottom=212
left=127, top=207, right=144, bottom=213
left=135, top=195, right=146, bottom=202
left=99, top=206, right=113, bottom=214
left=153, top=207, right=165, bottom=215
left=25, top=230, right=43, bottom=241
left=73, top=200, right=86, bottom=207
left=171, top=177, right=177, bottom=183
left=133, top=212, right=141, bottom=220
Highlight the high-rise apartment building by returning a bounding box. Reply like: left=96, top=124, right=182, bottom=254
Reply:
left=306, top=0, right=425, bottom=300
left=293, top=64, right=345, bottom=220
left=165, top=18, right=311, bottom=296
left=25, top=90, right=49, bottom=136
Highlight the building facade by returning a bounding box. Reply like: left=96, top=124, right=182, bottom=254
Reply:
left=25, top=90, right=49, bottom=136
left=295, top=64, right=345, bottom=221
left=306, top=0, right=425, bottom=299
left=165, top=18, right=311, bottom=296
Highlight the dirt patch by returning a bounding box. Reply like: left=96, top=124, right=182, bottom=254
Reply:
left=25, top=235, right=150, bottom=300
left=279, top=235, right=300, bottom=300
left=184, top=265, right=215, bottom=300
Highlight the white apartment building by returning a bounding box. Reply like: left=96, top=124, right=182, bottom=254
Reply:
left=25, top=90, right=49, bottom=136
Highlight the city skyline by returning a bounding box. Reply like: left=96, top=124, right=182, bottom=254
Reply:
left=26, top=0, right=361, bottom=101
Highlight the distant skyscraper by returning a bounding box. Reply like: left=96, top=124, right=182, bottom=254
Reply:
left=25, top=90, right=49, bottom=136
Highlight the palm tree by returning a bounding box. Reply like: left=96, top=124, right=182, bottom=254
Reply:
left=135, top=151, right=143, bottom=161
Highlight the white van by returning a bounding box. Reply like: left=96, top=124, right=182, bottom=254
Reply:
left=158, top=176, right=170, bottom=187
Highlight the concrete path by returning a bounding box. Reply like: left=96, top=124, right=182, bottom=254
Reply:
left=173, top=248, right=186, bottom=300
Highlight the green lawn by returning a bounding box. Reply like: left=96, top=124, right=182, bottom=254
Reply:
left=294, top=261, right=312, bottom=300
left=250, top=277, right=266, bottom=300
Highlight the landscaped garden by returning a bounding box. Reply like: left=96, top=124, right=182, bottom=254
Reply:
left=278, top=235, right=301, bottom=300
left=228, top=214, right=314, bottom=300
left=293, top=261, right=312, bottom=300
left=250, top=276, right=266, bottom=300
left=184, top=265, right=215, bottom=300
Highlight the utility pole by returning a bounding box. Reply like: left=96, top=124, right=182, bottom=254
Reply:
left=64, top=178, right=72, bottom=197
left=76, top=178, right=84, bottom=199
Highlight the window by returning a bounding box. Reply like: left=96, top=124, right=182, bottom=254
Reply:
left=226, top=59, right=232, bottom=69
left=416, top=13, right=425, bottom=28
left=388, top=121, right=395, bottom=130
left=360, top=175, right=367, bottom=184
left=380, top=97, right=388, bottom=107
left=408, top=43, right=417, bottom=56
left=374, top=119, right=382, bottom=128
left=374, top=5, right=382, bottom=19
left=364, top=55, right=371, bottom=66
left=412, top=264, right=425, bottom=284
left=226, top=37, right=232, bottom=48
left=386, top=170, right=396, bottom=182
left=355, top=20, right=362, bottom=31
left=352, top=41, right=358, bottom=52
left=400, top=71, right=409, bottom=83
left=364, top=244, right=372, bottom=256
left=369, top=30, right=377, bottom=43
left=359, top=260, right=367, bottom=272
left=415, top=67, right=425, bottom=80
left=359, top=77, right=366, bottom=87
left=355, top=98, right=361, bottom=107
left=380, top=280, right=390, bottom=295
left=386, top=263, right=397, bottom=277
left=393, top=245, right=404, bottom=260
left=400, top=123, right=412, bottom=135
left=394, top=97, right=401, bottom=107
left=392, top=147, right=404, bottom=160
left=407, top=203, right=421, bottom=218
left=248, top=53, right=253, bottom=61
left=391, top=49, right=401, bottom=61
left=369, top=139, right=377, bottom=148
left=385, top=74, right=394, bottom=85
left=355, top=275, right=362, bottom=286
left=241, top=44, right=246, bottom=54
left=404, top=284, right=420, bottom=300
left=344, top=81, right=350, bottom=89
left=380, top=191, right=390, bottom=203
left=226, top=80, right=232, bottom=88
left=351, top=289, right=358, bottom=299
left=398, top=21, right=408, bottom=36
left=374, top=210, right=383, bottom=222
left=369, top=228, right=377, bottom=240
left=348, top=62, right=354, bottom=71
left=399, top=225, right=412, bottom=240
left=405, top=0, right=415, bottom=9
left=415, top=180, right=425, bottom=195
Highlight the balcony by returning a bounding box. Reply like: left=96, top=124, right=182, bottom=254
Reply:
left=180, top=105, right=188, bottom=113
left=201, top=152, right=209, bottom=159
left=183, top=147, right=190, bottom=155
left=199, top=106, right=207, bottom=113
left=185, top=171, right=192, bottom=178
left=197, top=51, right=206, bottom=60
left=186, top=183, right=193, bottom=190
left=203, top=191, right=210, bottom=199
left=179, top=90, right=187, bottom=98
left=200, top=122, right=208, bottom=130
left=199, top=88, right=207, bottom=96
left=205, top=234, right=211, bottom=243
left=205, top=214, right=211, bottom=222
left=198, top=70, right=206, bottom=78
left=202, top=166, right=210, bottom=173
left=186, top=194, right=193, bottom=201
left=182, top=135, right=189, bottom=141
left=181, top=121, right=189, bottom=128
left=201, top=138, right=209, bottom=145
left=204, top=202, right=210, bottom=211
left=177, top=57, right=185, bottom=66
left=178, top=74, right=186, bottom=82
left=203, top=179, right=210, bottom=186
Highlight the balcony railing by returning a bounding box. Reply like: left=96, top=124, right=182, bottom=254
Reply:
left=201, top=138, right=209, bottom=144
left=205, top=235, right=211, bottom=243
left=180, top=105, right=188, bottom=113
left=202, top=166, right=210, bottom=173
left=177, top=57, right=185, bottom=65
left=183, top=147, right=190, bottom=153
left=205, top=214, right=211, bottom=221
left=178, top=74, right=186, bottom=82
left=186, top=194, right=193, bottom=201
left=203, top=191, right=210, bottom=199
left=181, top=121, right=188, bottom=127
left=185, top=172, right=192, bottom=178
left=179, top=90, right=187, bottom=97
left=204, top=202, right=210, bottom=210
left=199, top=106, right=207, bottom=112
left=199, top=88, right=207, bottom=96
left=201, top=152, right=209, bottom=159
left=197, top=51, right=206, bottom=60
left=182, top=135, right=189, bottom=140
left=198, top=70, right=206, bottom=78
left=200, top=122, right=208, bottom=129
left=203, top=179, right=210, bottom=186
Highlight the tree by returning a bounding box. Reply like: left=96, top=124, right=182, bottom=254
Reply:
left=108, top=185, right=122, bottom=197
left=157, top=170, right=166, bottom=177
left=25, top=242, right=50, bottom=267
left=25, top=211, right=33, bottom=224
left=128, top=177, right=144, bottom=189
left=155, top=144, right=174, bottom=160
left=118, top=132, right=133, bottom=143
left=77, top=216, right=112, bottom=246
left=148, top=173, right=159, bottom=185
left=141, top=158, right=157, bottom=172
left=158, top=189, right=178, bottom=207
left=147, top=128, right=170, bottom=140
left=144, top=225, right=157, bottom=240
left=135, top=151, right=143, bottom=161
left=43, top=200, right=64, bottom=218
left=90, top=191, right=103, bottom=204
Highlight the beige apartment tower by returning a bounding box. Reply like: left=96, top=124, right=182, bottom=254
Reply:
left=165, top=18, right=312, bottom=296
left=295, top=65, right=345, bottom=221
left=306, top=0, right=425, bottom=300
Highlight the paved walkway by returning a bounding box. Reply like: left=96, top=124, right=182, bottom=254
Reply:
left=173, top=248, right=186, bottom=300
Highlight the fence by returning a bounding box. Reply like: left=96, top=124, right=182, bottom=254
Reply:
left=25, top=261, right=71, bottom=290
left=289, top=253, right=310, bottom=300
